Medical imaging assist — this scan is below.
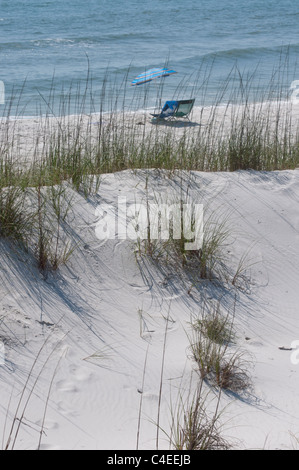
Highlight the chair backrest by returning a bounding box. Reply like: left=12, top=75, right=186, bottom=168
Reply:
left=160, top=100, right=179, bottom=117
left=174, top=99, right=195, bottom=117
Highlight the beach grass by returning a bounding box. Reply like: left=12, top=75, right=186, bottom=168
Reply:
left=168, top=379, right=229, bottom=450
left=1, top=59, right=298, bottom=270
left=1, top=58, right=299, bottom=185
left=189, top=298, right=251, bottom=393
left=1, top=60, right=292, bottom=449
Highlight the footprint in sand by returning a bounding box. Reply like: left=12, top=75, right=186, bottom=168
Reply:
left=68, top=365, right=94, bottom=382
left=35, top=418, right=59, bottom=431
left=246, top=339, right=264, bottom=347
left=56, top=400, right=80, bottom=418
left=56, top=379, right=80, bottom=393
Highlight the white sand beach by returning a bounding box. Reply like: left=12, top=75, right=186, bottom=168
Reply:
left=1, top=102, right=299, bottom=450
left=2, top=100, right=299, bottom=164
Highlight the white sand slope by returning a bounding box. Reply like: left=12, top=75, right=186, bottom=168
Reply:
left=1, top=167, right=299, bottom=450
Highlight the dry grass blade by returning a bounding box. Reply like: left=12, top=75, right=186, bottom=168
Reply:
left=169, top=380, right=229, bottom=450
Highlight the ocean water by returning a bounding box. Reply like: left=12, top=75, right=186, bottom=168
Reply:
left=1, top=0, right=299, bottom=116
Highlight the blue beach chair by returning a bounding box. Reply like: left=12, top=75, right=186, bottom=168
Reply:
left=151, top=99, right=195, bottom=121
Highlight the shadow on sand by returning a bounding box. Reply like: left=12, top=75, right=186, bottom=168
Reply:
left=150, top=118, right=202, bottom=128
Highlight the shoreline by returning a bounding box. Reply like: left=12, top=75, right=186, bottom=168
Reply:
left=1, top=95, right=298, bottom=120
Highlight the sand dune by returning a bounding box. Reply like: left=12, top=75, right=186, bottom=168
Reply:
left=1, top=163, right=299, bottom=449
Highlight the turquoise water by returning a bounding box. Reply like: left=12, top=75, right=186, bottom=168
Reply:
left=1, top=0, right=299, bottom=115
